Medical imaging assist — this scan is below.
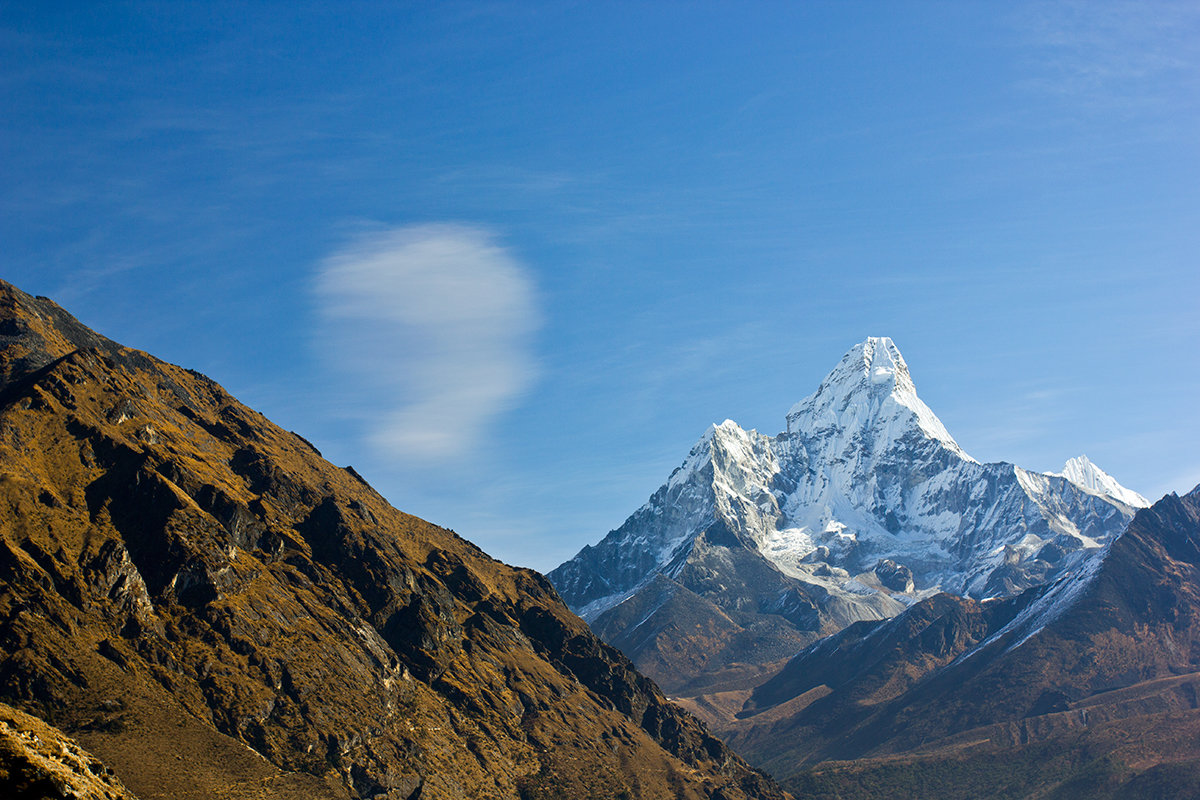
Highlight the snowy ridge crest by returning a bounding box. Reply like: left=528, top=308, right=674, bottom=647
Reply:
left=1056, top=455, right=1149, bottom=509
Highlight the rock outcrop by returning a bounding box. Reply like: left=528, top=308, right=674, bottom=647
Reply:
left=0, top=701, right=136, bottom=800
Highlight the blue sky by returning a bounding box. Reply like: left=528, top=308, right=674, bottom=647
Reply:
left=4, top=1, right=1199, bottom=571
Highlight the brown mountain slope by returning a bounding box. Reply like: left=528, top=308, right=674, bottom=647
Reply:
left=714, top=488, right=1200, bottom=798
left=0, top=700, right=136, bottom=800
left=0, top=279, right=789, bottom=800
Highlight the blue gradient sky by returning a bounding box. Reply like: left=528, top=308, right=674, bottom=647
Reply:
left=4, top=1, right=1198, bottom=571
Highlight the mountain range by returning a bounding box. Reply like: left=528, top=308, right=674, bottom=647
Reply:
left=0, top=279, right=787, bottom=800
left=548, top=334, right=1200, bottom=797
left=549, top=337, right=1147, bottom=695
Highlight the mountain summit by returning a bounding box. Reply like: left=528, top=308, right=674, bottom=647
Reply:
left=1057, top=453, right=1149, bottom=508
left=549, top=337, right=1145, bottom=693
left=785, top=336, right=966, bottom=458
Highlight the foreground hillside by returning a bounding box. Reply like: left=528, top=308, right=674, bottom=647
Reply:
left=0, top=279, right=788, bottom=800
left=691, top=486, right=1200, bottom=798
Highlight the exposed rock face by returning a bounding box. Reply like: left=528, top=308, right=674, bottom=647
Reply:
left=713, top=487, right=1200, bottom=798
left=0, top=280, right=788, bottom=800
left=872, top=559, right=914, bottom=593
left=549, top=337, right=1144, bottom=693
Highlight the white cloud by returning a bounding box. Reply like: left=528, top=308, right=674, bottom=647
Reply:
left=314, top=223, right=540, bottom=461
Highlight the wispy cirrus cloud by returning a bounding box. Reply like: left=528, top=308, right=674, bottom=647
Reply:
left=314, top=223, right=540, bottom=461
left=1016, top=0, right=1200, bottom=104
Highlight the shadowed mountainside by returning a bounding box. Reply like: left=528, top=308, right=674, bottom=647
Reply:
left=0, top=279, right=789, bottom=800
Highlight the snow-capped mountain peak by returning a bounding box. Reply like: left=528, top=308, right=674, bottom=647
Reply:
left=785, top=336, right=970, bottom=461
left=549, top=337, right=1146, bottom=689
left=667, top=419, right=760, bottom=488
left=1056, top=454, right=1150, bottom=508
